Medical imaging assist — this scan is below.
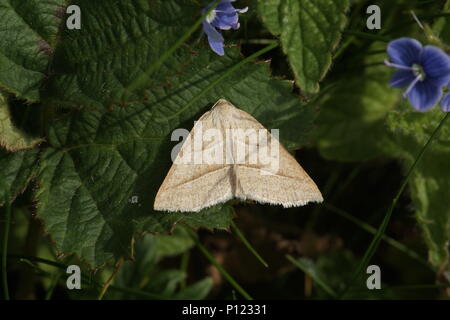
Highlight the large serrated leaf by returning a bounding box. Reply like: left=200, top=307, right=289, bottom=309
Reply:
left=44, top=0, right=200, bottom=109
left=0, top=0, right=65, bottom=101
left=315, top=44, right=399, bottom=162
left=0, top=92, right=42, bottom=151
left=258, top=0, right=349, bottom=96
left=386, top=109, right=450, bottom=268
left=34, top=0, right=317, bottom=267
left=0, top=147, right=38, bottom=205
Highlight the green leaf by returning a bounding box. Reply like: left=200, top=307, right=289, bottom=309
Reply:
left=173, top=278, right=213, bottom=300
left=258, top=0, right=349, bottom=96
left=386, top=109, right=450, bottom=268
left=0, top=92, right=42, bottom=151
left=433, top=0, right=450, bottom=45
left=315, top=44, right=399, bottom=161
left=0, top=0, right=65, bottom=101
left=0, top=148, right=38, bottom=206
left=153, top=225, right=194, bottom=260
left=257, top=0, right=282, bottom=34
left=33, top=0, right=316, bottom=267
left=145, top=269, right=186, bottom=297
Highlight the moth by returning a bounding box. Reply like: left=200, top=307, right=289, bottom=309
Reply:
left=154, top=99, right=323, bottom=212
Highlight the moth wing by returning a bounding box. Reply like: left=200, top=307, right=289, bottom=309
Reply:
left=154, top=107, right=233, bottom=212
left=154, top=164, right=233, bottom=212
left=233, top=146, right=323, bottom=207
left=227, top=106, right=323, bottom=207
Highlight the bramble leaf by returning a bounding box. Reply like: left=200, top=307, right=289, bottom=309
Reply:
left=0, top=0, right=65, bottom=101
left=258, top=0, right=349, bottom=96
left=0, top=148, right=38, bottom=206
left=0, top=92, right=42, bottom=151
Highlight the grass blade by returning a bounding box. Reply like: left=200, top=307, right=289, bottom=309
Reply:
left=231, top=220, right=268, bottom=268
left=189, top=230, right=253, bottom=300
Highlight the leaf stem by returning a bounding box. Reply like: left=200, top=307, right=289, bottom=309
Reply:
left=189, top=230, right=253, bottom=300
left=238, top=39, right=279, bottom=45
left=342, top=112, right=449, bottom=297
left=45, top=270, right=63, bottom=300
left=231, top=220, right=268, bottom=268
left=97, top=257, right=124, bottom=300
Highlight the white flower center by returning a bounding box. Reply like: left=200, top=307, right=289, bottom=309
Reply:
left=412, top=64, right=426, bottom=81
left=206, top=10, right=216, bottom=23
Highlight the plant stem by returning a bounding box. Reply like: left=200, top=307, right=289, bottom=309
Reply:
left=1, top=188, right=11, bottom=300
left=15, top=217, right=41, bottom=299
left=239, top=39, right=278, bottom=45
left=180, top=251, right=190, bottom=289
left=45, top=270, right=63, bottom=300
left=342, top=30, right=391, bottom=42
left=97, top=257, right=124, bottom=300
left=189, top=230, right=253, bottom=300
left=342, top=112, right=449, bottom=297
left=231, top=220, right=268, bottom=268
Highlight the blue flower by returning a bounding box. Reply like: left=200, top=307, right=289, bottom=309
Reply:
left=441, top=84, right=450, bottom=112
left=385, top=38, right=450, bottom=112
left=202, top=0, right=248, bottom=56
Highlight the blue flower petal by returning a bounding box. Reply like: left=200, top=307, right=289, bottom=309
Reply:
left=216, top=1, right=236, bottom=13
left=389, top=70, right=416, bottom=88
left=421, top=46, right=450, bottom=87
left=204, top=0, right=234, bottom=12
left=209, top=40, right=225, bottom=56
left=202, top=20, right=224, bottom=56
left=441, top=93, right=450, bottom=112
left=387, top=38, right=422, bottom=67
left=212, top=12, right=239, bottom=30
left=407, top=81, right=442, bottom=112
